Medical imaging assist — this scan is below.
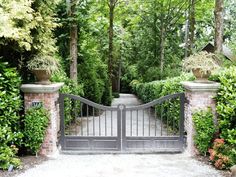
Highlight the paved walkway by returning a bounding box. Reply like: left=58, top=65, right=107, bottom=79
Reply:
left=70, top=94, right=167, bottom=136
left=16, top=94, right=223, bottom=177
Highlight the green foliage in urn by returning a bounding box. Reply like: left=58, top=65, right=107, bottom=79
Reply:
left=27, top=55, right=59, bottom=74
left=183, top=51, right=220, bottom=77
left=192, top=108, right=217, bottom=155
left=23, top=106, right=49, bottom=155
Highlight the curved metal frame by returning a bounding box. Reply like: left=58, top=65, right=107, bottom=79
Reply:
left=59, top=92, right=185, bottom=153
left=126, top=93, right=184, bottom=111
left=60, top=93, right=117, bottom=111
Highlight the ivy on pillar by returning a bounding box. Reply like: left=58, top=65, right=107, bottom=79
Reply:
left=182, top=81, right=220, bottom=156
left=21, top=83, right=64, bottom=157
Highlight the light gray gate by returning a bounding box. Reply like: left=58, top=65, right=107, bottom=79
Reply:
left=59, top=93, right=185, bottom=153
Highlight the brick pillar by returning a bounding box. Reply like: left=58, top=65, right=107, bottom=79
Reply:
left=182, top=81, right=220, bottom=156
left=21, top=83, right=63, bottom=157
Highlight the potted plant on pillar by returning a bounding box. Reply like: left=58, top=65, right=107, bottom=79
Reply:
left=183, top=51, right=220, bottom=82
left=27, top=54, right=59, bottom=84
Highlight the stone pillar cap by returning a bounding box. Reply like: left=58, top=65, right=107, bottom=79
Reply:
left=181, top=81, right=220, bottom=92
left=21, top=83, right=64, bottom=93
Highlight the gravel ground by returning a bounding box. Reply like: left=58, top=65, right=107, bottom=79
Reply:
left=15, top=153, right=226, bottom=177
left=0, top=156, right=47, bottom=177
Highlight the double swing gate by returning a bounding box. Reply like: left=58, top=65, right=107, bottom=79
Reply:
left=59, top=93, right=185, bottom=153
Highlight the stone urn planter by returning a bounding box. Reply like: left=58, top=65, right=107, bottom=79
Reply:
left=27, top=55, right=59, bottom=85
left=192, top=68, right=211, bottom=82
left=32, top=69, right=51, bottom=85
left=183, top=51, right=220, bottom=82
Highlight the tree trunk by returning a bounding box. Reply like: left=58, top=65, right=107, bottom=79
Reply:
left=214, top=0, right=224, bottom=53
left=184, top=17, right=189, bottom=58
left=160, top=22, right=166, bottom=79
left=69, top=0, right=78, bottom=82
left=154, top=12, right=158, bottom=63
left=108, top=0, right=118, bottom=91
left=188, top=0, right=195, bottom=55
left=117, top=43, right=122, bottom=93
left=108, top=0, right=115, bottom=84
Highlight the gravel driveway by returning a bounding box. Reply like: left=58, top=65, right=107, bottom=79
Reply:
left=16, top=153, right=223, bottom=177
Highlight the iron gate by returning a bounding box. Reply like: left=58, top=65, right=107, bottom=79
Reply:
left=59, top=93, right=185, bottom=153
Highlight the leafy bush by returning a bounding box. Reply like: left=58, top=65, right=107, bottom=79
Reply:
left=209, top=139, right=235, bottom=169
left=112, top=92, right=120, bottom=98
left=210, top=66, right=236, bottom=167
left=51, top=69, right=83, bottom=126
left=0, top=62, right=22, bottom=169
left=131, top=73, right=194, bottom=132
left=121, top=65, right=138, bottom=92
left=78, top=38, right=113, bottom=106
left=23, top=106, right=49, bottom=155
left=192, top=109, right=217, bottom=155
left=0, top=145, right=21, bottom=170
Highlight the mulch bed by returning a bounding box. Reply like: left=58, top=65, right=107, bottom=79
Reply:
left=0, top=155, right=48, bottom=177
left=195, top=155, right=232, bottom=177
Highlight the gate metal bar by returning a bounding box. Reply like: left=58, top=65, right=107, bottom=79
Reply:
left=122, top=93, right=185, bottom=152
left=59, top=93, right=122, bottom=151
left=59, top=92, right=185, bottom=153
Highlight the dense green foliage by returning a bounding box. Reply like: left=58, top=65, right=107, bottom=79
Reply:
left=212, top=67, right=236, bottom=146
left=192, top=109, right=216, bottom=155
left=55, top=0, right=112, bottom=105
left=0, top=62, right=22, bottom=169
left=131, top=73, right=194, bottom=132
left=52, top=69, right=83, bottom=125
left=209, top=67, right=236, bottom=167
left=23, top=106, right=49, bottom=155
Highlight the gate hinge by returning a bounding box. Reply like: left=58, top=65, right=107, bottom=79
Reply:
left=55, top=98, right=60, bottom=106
left=185, top=97, right=189, bottom=104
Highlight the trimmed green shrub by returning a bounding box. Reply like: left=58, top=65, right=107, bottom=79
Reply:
left=0, top=62, right=22, bottom=170
left=192, top=109, right=217, bottom=155
left=131, top=73, right=194, bottom=132
left=23, top=106, right=49, bottom=155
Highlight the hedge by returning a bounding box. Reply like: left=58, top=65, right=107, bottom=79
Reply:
left=130, top=73, right=194, bottom=132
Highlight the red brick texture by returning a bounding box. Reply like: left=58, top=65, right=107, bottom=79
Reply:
left=23, top=92, right=60, bottom=156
